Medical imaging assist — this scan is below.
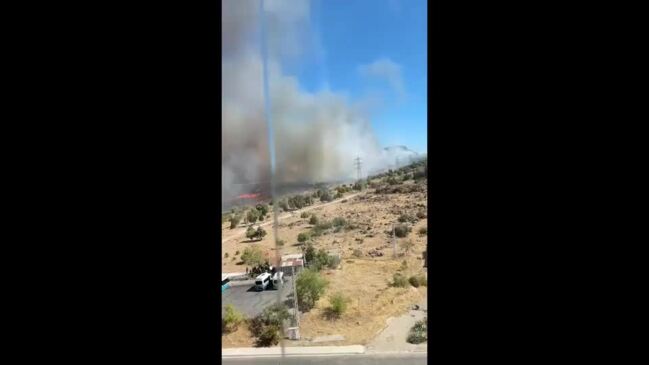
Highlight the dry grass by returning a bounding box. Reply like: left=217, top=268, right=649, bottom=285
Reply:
left=292, top=259, right=425, bottom=346
left=221, top=182, right=428, bottom=347
left=221, top=321, right=256, bottom=348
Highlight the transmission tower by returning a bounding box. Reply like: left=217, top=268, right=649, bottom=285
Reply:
left=353, top=156, right=362, bottom=181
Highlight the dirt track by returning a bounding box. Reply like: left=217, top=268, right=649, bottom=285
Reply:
left=221, top=192, right=361, bottom=244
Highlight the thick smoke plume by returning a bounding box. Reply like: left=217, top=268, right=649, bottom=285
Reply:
left=222, top=0, right=388, bottom=206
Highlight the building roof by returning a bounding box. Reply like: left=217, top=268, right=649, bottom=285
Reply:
left=281, top=258, right=304, bottom=267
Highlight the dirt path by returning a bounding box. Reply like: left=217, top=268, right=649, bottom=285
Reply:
left=221, top=192, right=361, bottom=244
left=366, top=296, right=428, bottom=353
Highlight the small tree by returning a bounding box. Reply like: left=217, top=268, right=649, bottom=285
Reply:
left=309, top=215, right=318, bottom=225
left=245, top=226, right=256, bottom=240
left=229, top=215, right=241, bottom=229
left=311, top=249, right=331, bottom=271
left=400, top=239, right=415, bottom=255
left=254, top=226, right=267, bottom=241
left=297, top=232, right=310, bottom=243
left=304, top=243, right=315, bottom=264
left=394, top=224, right=410, bottom=238
left=256, top=204, right=269, bottom=216
left=241, top=246, right=263, bottom=267
left=296, top=269, right=328, bottom=311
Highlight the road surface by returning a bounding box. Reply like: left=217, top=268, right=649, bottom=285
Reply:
left=221, top=277, right=294, bottom=318
left=222, top=192, right=361, bottom=244
left=222, top=353, right=427, bottom=365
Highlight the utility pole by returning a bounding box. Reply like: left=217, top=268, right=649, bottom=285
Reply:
left=292, top=265, right=300, bottom=327
left=392, top=224, right=397, bottom=258
left=353, top=156, right=362, bottom=181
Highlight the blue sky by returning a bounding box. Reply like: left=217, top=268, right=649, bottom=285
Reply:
left=287, top=0, right=428, bottom=154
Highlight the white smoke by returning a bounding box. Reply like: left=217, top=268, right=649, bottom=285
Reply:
left=222, top=0, right=389, bottom=204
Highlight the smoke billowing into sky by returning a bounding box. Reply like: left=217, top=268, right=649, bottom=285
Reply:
left=222, top=0, right=390, bottom=204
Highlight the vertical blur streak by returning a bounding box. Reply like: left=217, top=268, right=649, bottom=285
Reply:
left=259, top=0, right=285, bottom=357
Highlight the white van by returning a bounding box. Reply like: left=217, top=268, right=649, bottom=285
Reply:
left=255, top=272, right=271, bottom=291
left=271, top=271, right=284, bottom=289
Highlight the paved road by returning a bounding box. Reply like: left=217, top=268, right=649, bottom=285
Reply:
left=222, top=353, right=427, bottom=365
left=222, top=276, right=295, bottom=318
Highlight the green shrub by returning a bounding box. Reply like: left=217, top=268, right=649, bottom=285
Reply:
left=309, top=215, right=318, bottom=225
left=229, top=215, right=241, bottom=229
left=418, top=227, right=427, bottom=235
left=332, top=217, right=346, bottom=227
left=249, top=304, right=289, bottom=347
left=256, top=324, right=281, bottom=347
left=407, top=318, right=427, bottom=344
left=327, top=255, right=341, bottom=269
left=224, top=252, right=229, bottom=258
left=247, top=209, right=259, bottom=224
left=327, top=292, right=349, bottom=319
left=391, top=273, right=409, bottom=288
left=320, top=190, right=333, bottom=202
left=296, top=269, right=328, bottom=311
left=387, top=177, right=400, bottom=185
left=241, top=246, right=263, bottom=267
left=310, top=249, right=331, bottom=271
left=398, top=214, right=415, bottom=223
left=301, top=212, right=310, bottom=218
left=277, top=240, right=285, bottom=247
left=256, top=204, right=269, bottom=216
left=245, top=226, right=256, bottom=240
left=394, top=224, right=410, bottom=238
left=408, top=276, right=420, bottom=287
left=254, top=226, right=267, bottom=240
left=304, top=243, right=315, bottom=263
left=353, top=180, right=366, bottom=191
left=222, top=304, right=244, bottom=334
left=416, top=210, right=426, bottom=219
left=297, top=232, right=310, bottom=243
